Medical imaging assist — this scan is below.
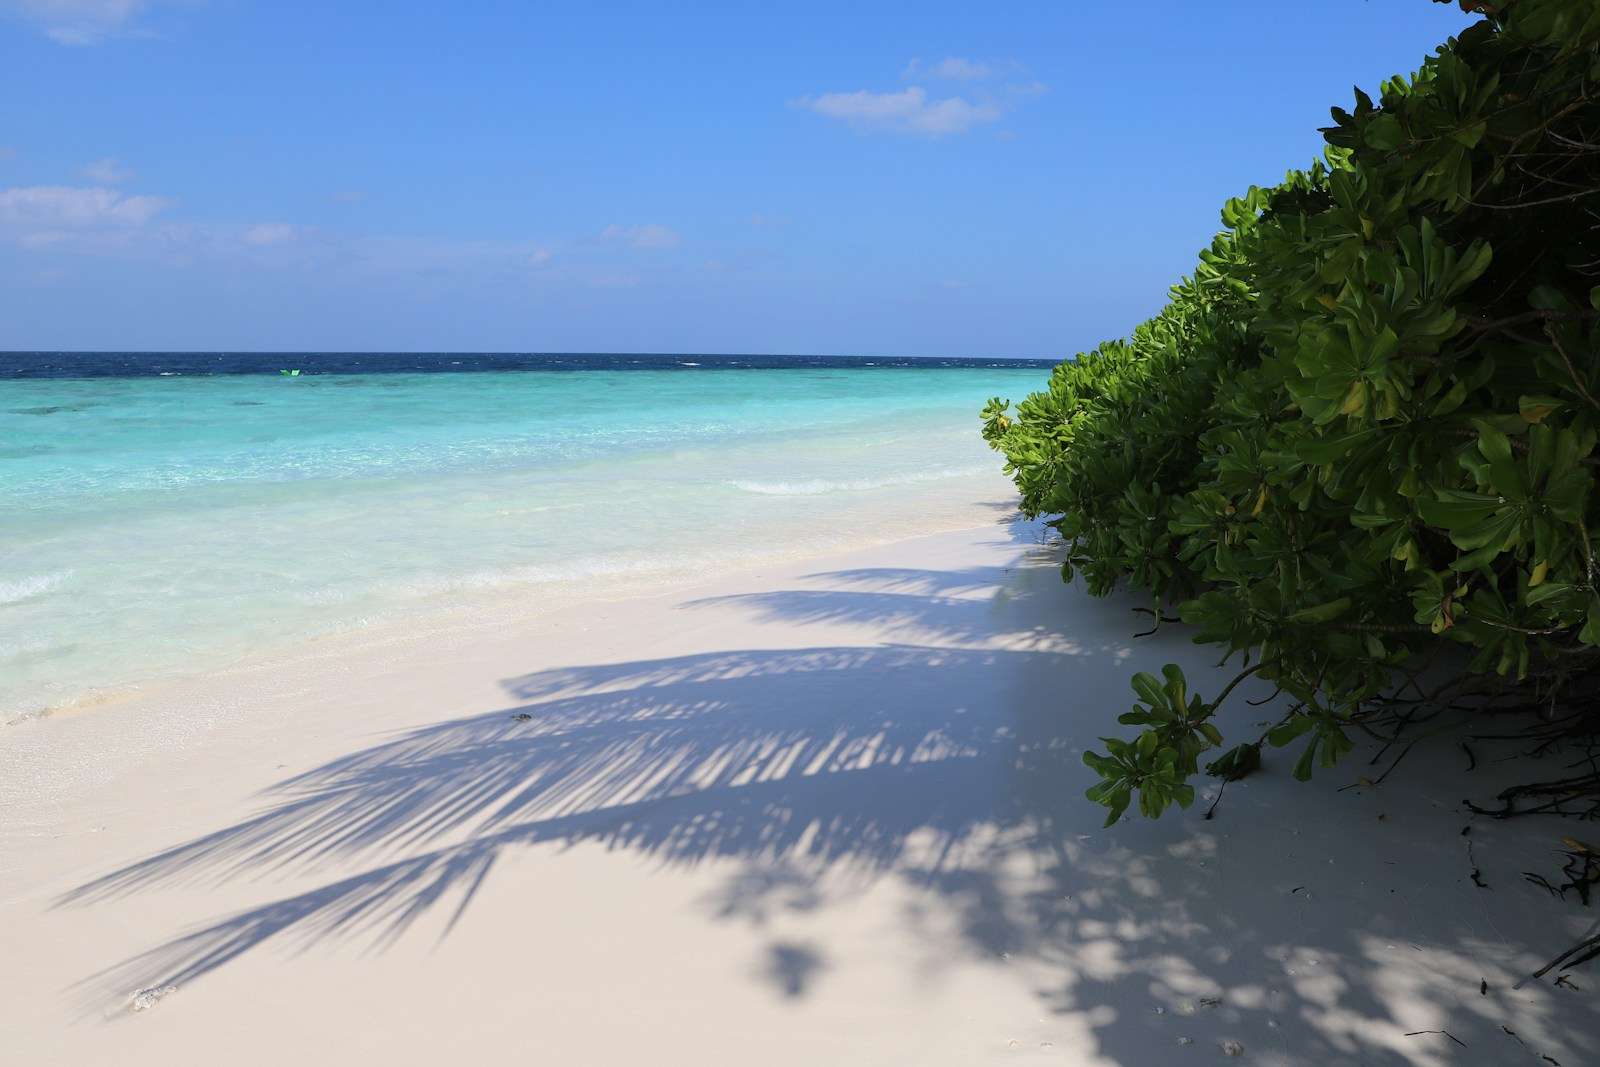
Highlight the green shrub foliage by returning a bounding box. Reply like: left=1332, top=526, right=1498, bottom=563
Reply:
left=982, top=0, right=1600, bottom=825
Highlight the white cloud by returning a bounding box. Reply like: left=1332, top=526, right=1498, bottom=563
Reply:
left=903, top=57, right=992, bottom=81
left=241, top=222, right=298, bottom=246
left=528, top=247, right=554, bottom=267
left=0, top=185, right=168, bottom=227
left=795, top=86, right=1002, bottom=136
left=601, top=223, right=680, bottom=250
left=4, top=0, right=153, bottom=45
left=81, top=156, right=134, bottom=183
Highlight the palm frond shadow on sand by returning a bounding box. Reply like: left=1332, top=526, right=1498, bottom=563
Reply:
left=60, top=556, right=1590, bottom=1064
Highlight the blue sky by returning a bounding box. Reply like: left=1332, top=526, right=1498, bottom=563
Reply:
left=1, top=1, right=1474, bottom=356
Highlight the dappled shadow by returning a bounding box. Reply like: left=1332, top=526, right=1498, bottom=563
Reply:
left=66, top=640, right=1087, bottom=1006
left=58, top=557, right=1600, bottom=1063
left=970, top=498, right=1036, bottom=534
left=679, top=589, right=1066, bottom=646
left=679, top=559, right=1103, bottom=650
left=802, top=566, right=1022, bottom=597
left=67, top=645, right=1068, bottom=909
left=760, top=941, right=827, bottom=998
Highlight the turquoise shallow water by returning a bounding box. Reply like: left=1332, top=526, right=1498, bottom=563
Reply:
left=0, top=363, right=1046, bottom=719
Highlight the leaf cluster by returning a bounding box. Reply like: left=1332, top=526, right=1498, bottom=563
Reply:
left=982, top=0, right=1600, bottom=822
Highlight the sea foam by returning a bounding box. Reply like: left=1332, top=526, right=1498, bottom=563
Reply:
left=0, top=571, right=71, bottom=605
left=725, top=466, right=990, bottom=496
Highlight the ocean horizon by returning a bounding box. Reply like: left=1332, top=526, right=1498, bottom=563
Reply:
left=2, top=351, right=1057, bottom=379
left=1, top=352, right=1051, bottom=720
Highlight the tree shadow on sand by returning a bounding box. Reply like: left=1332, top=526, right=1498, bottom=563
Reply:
left=60, top=555, right=1597, bottom=1064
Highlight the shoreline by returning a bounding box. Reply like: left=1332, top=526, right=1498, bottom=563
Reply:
left=2, top=360, right=1044, bottom=726
left=3, top=484, right=1022, bottom=727
left=4, top=509, right=1599, bottom=1064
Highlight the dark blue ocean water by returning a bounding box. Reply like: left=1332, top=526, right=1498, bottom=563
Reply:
left=0, top=351, right=1057, bottom=379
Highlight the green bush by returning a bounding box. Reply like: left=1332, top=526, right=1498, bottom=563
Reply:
left=983, top=0, right=1600, bottom=825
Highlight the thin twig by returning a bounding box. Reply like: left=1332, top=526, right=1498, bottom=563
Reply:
left=1404, top=1030, right=1468, bottom=1048
left=1467, top=186, right=1600, bottom=211
left=1211, top=661, right=1270, bottom=713
left=1545, top=321, right=1600, bottom=413
left=1465, top=308, right=1600, bottom=335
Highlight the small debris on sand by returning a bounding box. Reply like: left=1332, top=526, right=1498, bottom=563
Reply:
left=509, top=713, right=532, bottom=722
left=1176, top=1036, right=1194, bottom=1046
left=130, top=985, right=176, bottom=1012
left=1221, top=1039, right=1244, bottom=1056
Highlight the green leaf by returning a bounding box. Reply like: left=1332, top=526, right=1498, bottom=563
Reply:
left=1529, top=284, right=1569, bottom=311
left=1160, top=663, right=1188, bottom=707
left=1130, top=672, right=1164, bottom=709
left=1474, top=422, right=1514, bottom=468
left=1582, top=598, right=1600, bottom=647
left=1288, top=597, right=1353, bottom=623
left=1450, top=120, right=1486, bottom=148
left=1520, top=395, right=1564, bottom=424
left=1266, top=714, right=1315, bottom=748
left=1364, top=113, right=1404, bottom=151
left=1295, top=429, right=1378, bottom=464
left=1431, top=378, right=1468, bottom=417
left=1292, top=739, right=1319, bottom=782
left=1205, top=742, right=1261, bottom=781
left=1419, top=490, right=1502, bottom=529
left=1102, top=785, right=1131, bottom=827
left=1081, top=751, right=1115, bottom=776
left=1447, top=511, right=1520, bottom=553
left=1525, top=581, right=1577, bottom=608
left=1449, top=242, right=1493, bottom=296
left=1136, top=729, right=1159, bottom=758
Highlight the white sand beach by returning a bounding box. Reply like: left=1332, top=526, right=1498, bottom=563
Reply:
left=4, top=507, right=1599, bottom=1065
